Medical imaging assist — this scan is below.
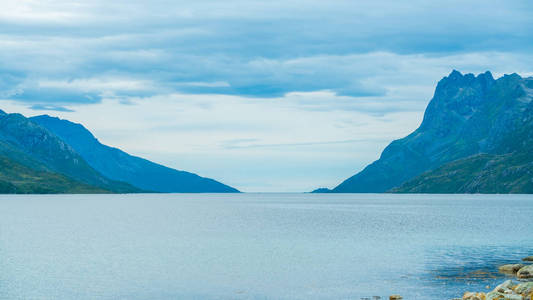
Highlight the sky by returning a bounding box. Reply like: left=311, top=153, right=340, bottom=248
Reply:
left=1, top=0, right=532, bottom=192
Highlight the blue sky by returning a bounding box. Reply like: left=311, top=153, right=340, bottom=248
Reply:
left=1, top=0, right=532, bottom=191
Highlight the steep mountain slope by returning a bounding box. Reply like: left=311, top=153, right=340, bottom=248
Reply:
left=393, top=87, right=533, bottom=193
left=0, top=111, right=138, bottom=193
left=30, top=115, right=239, bottom=193
left=321, top=70, right=533, bottom=193
left=0, top=155, right=108, bottom=194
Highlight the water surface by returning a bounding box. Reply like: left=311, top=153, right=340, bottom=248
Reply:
left=1, top=193, right=532, bottom=299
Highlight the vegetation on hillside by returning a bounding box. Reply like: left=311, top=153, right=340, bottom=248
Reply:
left=0, top=155, right=108, bottom=194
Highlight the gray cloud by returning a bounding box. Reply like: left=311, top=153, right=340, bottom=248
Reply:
left=0, top=0, right=531, bottom=106
left=29, top=104, right=75, bottom=112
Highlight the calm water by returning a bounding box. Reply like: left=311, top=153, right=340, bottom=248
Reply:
left=0, top=194, right=532, bottom=300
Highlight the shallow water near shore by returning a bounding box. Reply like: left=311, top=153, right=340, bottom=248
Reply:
left=0, top=193, right=532, bottom=299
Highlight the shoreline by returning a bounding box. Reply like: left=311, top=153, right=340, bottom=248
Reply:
left=384, top=256, right=533, bottom=300
left=457, top=256, right=533, bottom=300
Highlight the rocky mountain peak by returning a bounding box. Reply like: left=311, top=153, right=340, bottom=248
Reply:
left=327, top=70, right=533, bottom=193
left=420, top=71, right=503, bottom=133
left=476, top=70, right=494, bottom=84
left=434, top=70, right=495, bottom=98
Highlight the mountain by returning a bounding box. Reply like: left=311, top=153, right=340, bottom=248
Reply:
left=317, top=70, right=533, bottom=193
left=30, top=115, right=239, bottom=193
left=0, top=111, right=138, bottom=193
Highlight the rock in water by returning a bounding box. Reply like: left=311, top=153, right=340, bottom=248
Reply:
left=494, top=280, right=516, bottom=293
left=485, top=291, right=524, bottom=300
left=499, top=264, right=526, bottom=274
left=523, top=256, right=533, bottom=262
left=458, top=260, right=533, bottom=300
left=517, top=265, right=533, bottom=279
left=389, top=295, right=402, bottom=300
left=462, top=292, right=486, bottom=300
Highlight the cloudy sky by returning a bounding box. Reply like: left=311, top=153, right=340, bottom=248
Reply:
left=1, top=0, right=532, bottom=191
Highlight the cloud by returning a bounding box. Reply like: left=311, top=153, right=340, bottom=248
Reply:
left=0, top=0, right=531, bottom=100
left=3, top=51, right=532, bottom=105
left=29, top=104, right=75, bottom=112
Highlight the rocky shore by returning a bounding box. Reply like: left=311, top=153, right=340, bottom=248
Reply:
left=382, top=256, right=533, bottom=300
left=458, top=256, right=533, bottom=300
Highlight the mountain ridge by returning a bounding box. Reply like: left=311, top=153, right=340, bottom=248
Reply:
left=30, top=115, right=239, bottom=193
left=315, top=70, right=533, bottom=193
left=0, top=110, right=238, bottom=194
left=0, top=112, right=138, bottom=193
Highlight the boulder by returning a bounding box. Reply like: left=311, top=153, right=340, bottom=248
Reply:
left=517, top=265, right=533, bottom=279
left=389, top=295, right=403, bottom=300
left=522, top=256, right=533, bottom=262
left=514, top=281, right=533, bottom=296
left=499, top=264, right=525, bottom=274
left=486, top=291, right=523, bottom=300
left=494, top=280, right=517, bottom=293
left=463, top=292, right=486, bottom=300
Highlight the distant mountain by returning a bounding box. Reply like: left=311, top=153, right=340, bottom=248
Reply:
left=0, top=111, right=138, bottom=193
left=316, top=70, right=533, bottom=193
left=31, top=115, right=239, bottom=193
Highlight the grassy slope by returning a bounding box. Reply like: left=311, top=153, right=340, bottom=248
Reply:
left=391, top=152, right=533, bottom=194
left=0, top=114, right=140, bottom=193
left=0, top=155, right=109, bottom=194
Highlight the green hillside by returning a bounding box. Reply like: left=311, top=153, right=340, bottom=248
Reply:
left=0, top=155, right=108, bottom=194
left=0, top=112, right=140, bottom=193
left=391, top=152, right=533, bottom=194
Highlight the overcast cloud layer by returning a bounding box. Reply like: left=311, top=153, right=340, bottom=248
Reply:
left=1, top=0, right=532, bottom=191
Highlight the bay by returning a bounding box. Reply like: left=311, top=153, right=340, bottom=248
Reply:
left=0, top=193, right=532, bottom=299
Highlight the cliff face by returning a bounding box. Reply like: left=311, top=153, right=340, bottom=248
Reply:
left=327, top=70, right=533, bottom=193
